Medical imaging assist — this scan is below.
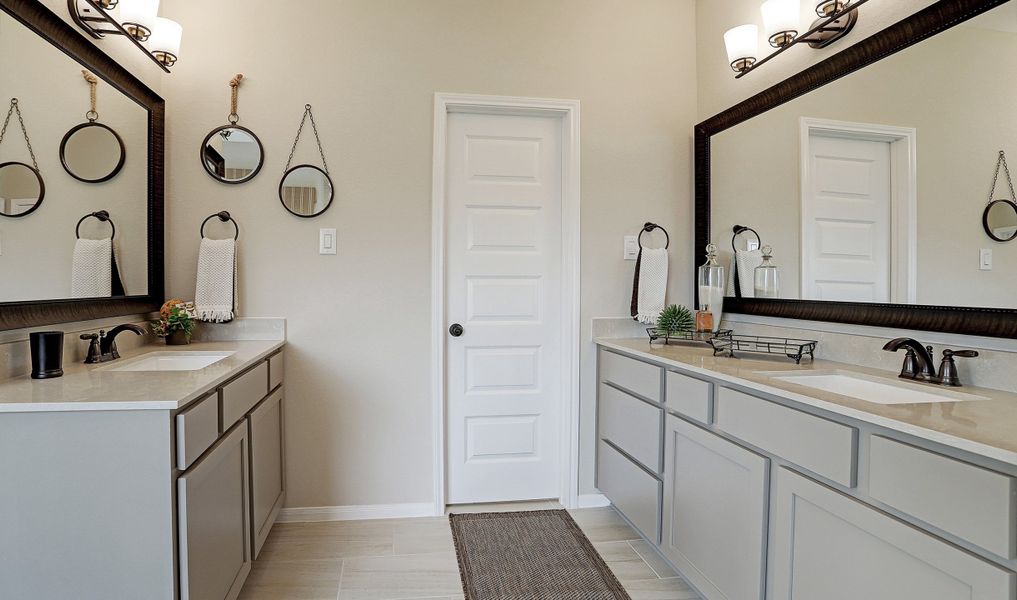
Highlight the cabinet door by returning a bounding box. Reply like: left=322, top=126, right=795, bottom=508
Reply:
left=249, top=387, right=285, bottom=558
left=178, top=423, right=251, bottom=600
left=771, top=468, right=1014, bottom=600
left=662, top=415, right=767, bottom=600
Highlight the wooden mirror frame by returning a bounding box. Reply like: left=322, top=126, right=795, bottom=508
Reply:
left=0, top=0, right=164, bottom=330
left=694, top=0, right=1017, bottom=339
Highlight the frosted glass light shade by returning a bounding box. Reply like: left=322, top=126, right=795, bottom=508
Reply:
left=762, top=0, right=801, bottom=46
left=149, top=17, right=182, bottom=65
left=118, top=0, right=159, bottom=29
left=724, top=24, right=759, bottom=72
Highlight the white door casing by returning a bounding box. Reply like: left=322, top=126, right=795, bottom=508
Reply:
left=432, top=94, right=580, bottom=511
left=800, top=118, right=917, bottom=304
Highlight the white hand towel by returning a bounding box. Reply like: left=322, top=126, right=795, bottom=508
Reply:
left=635, top=247, right=668, bottom=324
left=194, top=237, right=237, bottom=323
left=71, top=238, right=112, bottom=298
left=726, top=249, right=763, bottom=298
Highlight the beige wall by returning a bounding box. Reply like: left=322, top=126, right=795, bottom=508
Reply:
left=159, top=0, right=698, bottom=507
left=711, top=21, right=1017, bottom=308
left=0, top=8, right=150, bottom=301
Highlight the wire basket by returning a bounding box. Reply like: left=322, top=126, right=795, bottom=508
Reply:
left=709, top=335, right=817, bottom=364
left=647, top=328, right=732, bottom=346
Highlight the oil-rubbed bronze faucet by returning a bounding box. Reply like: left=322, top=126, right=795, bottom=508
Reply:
left=80, top=323, right=146, bottom=364
left=882, top=337, right=978, bottom=387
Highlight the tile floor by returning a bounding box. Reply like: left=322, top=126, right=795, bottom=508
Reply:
left=238, top=502, right=702, bottom=600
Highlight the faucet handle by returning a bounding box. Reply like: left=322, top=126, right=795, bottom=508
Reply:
left=80, top=332, right=101, bottom=364
left=944, top=349, right=979, bottom=359
left=937, top=349, right=979, bottom=387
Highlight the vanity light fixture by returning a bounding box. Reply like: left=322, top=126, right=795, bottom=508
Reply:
left=727, top=0, right=867, bottom=79
left=67, top=0, right=182, bottom=73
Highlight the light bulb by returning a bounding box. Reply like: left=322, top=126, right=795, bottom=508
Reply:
left=762, top=0, right=801, bottom=47
left=724, top=24, right=759, bottom=73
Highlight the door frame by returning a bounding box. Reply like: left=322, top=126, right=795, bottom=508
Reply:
left=431, top=93, right=581, bottom=514
left=799, top=117, right=918, bottom=304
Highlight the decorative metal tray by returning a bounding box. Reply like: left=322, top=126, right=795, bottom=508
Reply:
left=647, top=328, right=732, bottom=346
left=708, top=335, right=817, bottom=364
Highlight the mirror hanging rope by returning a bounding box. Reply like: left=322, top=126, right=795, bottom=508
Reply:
left=279, top=103, right=334, bottom=218
left=82, top=70, right=99, bottom=122
left=228, top=73, right=243, bottom=124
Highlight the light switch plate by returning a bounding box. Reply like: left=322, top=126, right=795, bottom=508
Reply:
left=319, top=228, right=337, bottom=255
left=624, top=235, right=639, bottom=261
left=980, top=248, right=993, bottom=271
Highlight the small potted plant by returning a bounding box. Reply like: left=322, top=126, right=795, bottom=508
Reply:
left=151, top=299, right=196, bottom=345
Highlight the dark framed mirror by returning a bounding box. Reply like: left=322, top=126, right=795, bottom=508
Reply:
left=60, top=121, right=125, bottom=183
left=0, top=0, right=164, bottom=330
left=0, top=160, right=45, bottom=217
left=983, top=199, right=1017, bottom=242
left=279, top=164, right=334, bottom=218
left=695, top=0, right=1017, bottom=339
left=200, top=125, right=264, bottom=184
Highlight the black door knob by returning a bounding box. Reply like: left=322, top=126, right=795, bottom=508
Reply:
left=449, top=323, right=464, bottom=337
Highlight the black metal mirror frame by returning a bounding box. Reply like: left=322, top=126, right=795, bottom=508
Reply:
left=982, top=199, right=1017, bottom=242
left=0, top=160, right=45, bottom=217
left=278, top=164, right=334, bottom=218
left=200, top=124, right=265, bottom=185
left=0, top=0, right=164, bottom=330
left=59, top=121, right=126, bottom=183
left=694, top=0, right=1017, bottom=339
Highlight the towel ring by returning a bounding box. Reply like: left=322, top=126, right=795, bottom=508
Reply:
left=731, top=224, right=760, bottom=254
left=75, top=210, right=115, bottom=239
left=200, top=211, right=239, bottom=240
left=638, top=222, right=670, bottom=249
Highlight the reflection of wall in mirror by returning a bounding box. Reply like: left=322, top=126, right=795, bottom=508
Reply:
left=711, top=10, right=1017, bottom=310
left=0, top=10, right=149, bottom=302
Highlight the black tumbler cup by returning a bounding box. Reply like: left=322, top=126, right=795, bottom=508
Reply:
left=30, top=331, right=64, bottom=379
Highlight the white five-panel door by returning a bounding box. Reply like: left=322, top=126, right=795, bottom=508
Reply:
left=803, top=133, right=892, bottom=302
left=445, top=110, right=563, bottom=504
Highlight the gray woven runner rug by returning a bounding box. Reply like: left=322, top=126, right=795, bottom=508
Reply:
left=449, top=510, right=632, bottom=600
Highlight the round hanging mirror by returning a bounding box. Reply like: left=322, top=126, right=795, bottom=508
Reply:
left=60, top=71, right=125, bottom=183
left=279, top=164, right=334, bottom=218
left=983, top=199, right=1017, bottom=242
left=200, top=125, right=264, bottom=184
left=60, top=122, right=125, bottom=183
left=0, top=161, right=45, bottom=218
left=200, top=74, right=264, bottom=185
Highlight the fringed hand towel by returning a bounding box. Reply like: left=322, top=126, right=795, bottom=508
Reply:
left=194, top=237, right=237, bottom=323
left=71, top=238, right=112, bottom=298
left=727, top=249, right=763, bottom=298
left=630, top=247, right=668, bottom=324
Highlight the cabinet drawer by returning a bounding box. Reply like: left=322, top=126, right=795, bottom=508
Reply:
left=221, top=361, right=269, bottom=431
left=600, top=350, right=661, bottom=402
left=598, top=441, right=662, bottom=543
left=268, top=351, right=284, bottom=391
left=176, top=392, right=219, bottom=470
left=869, top=436, right=1016, bottom=558
left=599, top=384, right=662, bottom=472
left=665, top=371, right=712, bottom=424
left=715, top=387, right=857, bottom=487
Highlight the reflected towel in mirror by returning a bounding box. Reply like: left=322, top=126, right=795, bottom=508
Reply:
left=727, top=249, right=763, bottom=298
left=70, top=238, right=124, bottom=298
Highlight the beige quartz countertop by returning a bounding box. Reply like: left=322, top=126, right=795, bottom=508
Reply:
left=597, top=338, right=1017, bottom=467
left=0, top=340, right=284, bottom=413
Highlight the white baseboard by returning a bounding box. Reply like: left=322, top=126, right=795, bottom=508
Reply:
left=575, top=493, right=610, bottom=508
left=278, top=502, right=437, bottom=523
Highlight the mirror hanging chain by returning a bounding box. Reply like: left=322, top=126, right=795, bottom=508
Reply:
left=228, top=73, right=243, bottom=124
left=988, top=150, right=1016, bottom=203
left=82, top=70, right=99, bottom=122
left=0, top=98, right=39, bottom=171
left=284, top=104, right=330, bottom=175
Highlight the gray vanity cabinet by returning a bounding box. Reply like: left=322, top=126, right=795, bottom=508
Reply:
left=178, top=423, right=252, bottom=600
left=770, top=468, right=1013, bottom=600
left=661, top=414, right=767, bottom=600
left=249, top=386, right=286, bottom=558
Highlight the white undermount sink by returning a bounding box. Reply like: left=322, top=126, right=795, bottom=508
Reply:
left=106, top=351, right=235, bottom=372
left=758, top=370, right=990, bottom=405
